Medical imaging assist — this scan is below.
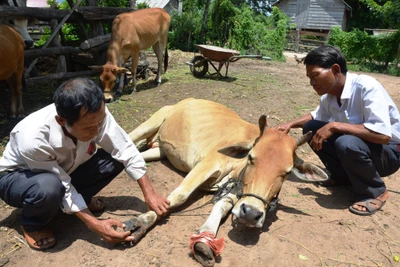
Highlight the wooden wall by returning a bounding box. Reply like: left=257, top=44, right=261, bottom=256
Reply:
left=275, top=0, right=348, bottom=31
left=274, top=0, right=350, bottom=52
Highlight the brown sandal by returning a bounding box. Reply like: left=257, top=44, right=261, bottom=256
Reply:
left=87, top=196, right=105, bottom=213
left=21, top=226, right=56, bottom=250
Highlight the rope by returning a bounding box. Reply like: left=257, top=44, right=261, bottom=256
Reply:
left=105, top=165, right=279, bottom=217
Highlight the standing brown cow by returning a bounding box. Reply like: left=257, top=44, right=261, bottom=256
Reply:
left=90, top=8, right=170, bottom=102
left=0, top=24, right=25, bottom=119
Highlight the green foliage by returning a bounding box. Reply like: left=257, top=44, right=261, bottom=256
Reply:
left=35, top=26, right=52, bottom=47
left=169, top=4, right=289, bottom=59
left=345, top=0, right=390, bottom=30
left=169, top=9, right=203, bottom=51
left=328, top=26, right=400, bottom=71
left=227, top=6, right=289, bottom=60
left=136, top=2, right=149, bottom=9
left=360, top=0, right=400, bottom=29
left=209, top=0, right=239, bottom=46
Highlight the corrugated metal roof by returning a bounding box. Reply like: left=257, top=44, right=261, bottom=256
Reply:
left=135, top=0, right=171, bottom=8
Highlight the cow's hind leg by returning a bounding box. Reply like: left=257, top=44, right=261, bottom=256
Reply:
left=6, top=76, right=18, bottom=119
left=14, top=65, right=25, bottom=118
left=128, top=105, right=174, bottom=142
left=130, top=50, right=140, bottom=92
left=191, top=193, right=239, bottom=267
left=152, top=42, right=163, bottom=85
left=141, top=147, right=166, bottom=161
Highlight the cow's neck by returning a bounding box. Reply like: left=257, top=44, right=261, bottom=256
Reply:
left=106, top=41, right=120, bottom=65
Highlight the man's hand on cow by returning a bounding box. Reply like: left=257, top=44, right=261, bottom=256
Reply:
left=145, top=193, right=170, bottom=218
left=310, top=123, right=334, bottom=151
left=92, top=218, right=136, bottom=243
left=272, top=122, right=292, bottom=133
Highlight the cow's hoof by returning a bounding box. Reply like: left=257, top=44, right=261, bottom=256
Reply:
left=8, top=114, right=17, bottom=120
left=193, top=242, right=215, bottom=267
left=128, top=88, right=137, bottom=94
left=123, top=218, right=146, bottom=242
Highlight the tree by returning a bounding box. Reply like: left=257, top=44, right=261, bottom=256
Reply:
left=360, top=0, right=400, bottom=29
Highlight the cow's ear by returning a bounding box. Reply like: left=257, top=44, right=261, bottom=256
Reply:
left=218, top=143, right=252, bottom=159
left=117, top=67, right=129, bottom=74
left=258, top=115, right=267, bottom=135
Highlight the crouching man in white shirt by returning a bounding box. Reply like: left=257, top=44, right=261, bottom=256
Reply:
left=0, top=77, right=170, bottom=250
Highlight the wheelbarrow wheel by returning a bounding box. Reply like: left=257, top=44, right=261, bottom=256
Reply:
left=190, top=56, right=208, bottom=78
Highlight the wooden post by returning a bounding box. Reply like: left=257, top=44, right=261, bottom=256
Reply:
left=25, top=0, right=85, bottom=78
left=396, top=41, right=400, bottom=68
left=86, top=0, right=106, bottom=64
left=50, top=19, right=67, bottom=73
left=296, top=28, right=300, bottom=52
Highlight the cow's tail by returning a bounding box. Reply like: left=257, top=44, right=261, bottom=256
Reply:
left=22, top=73, right=27, bottom=93
left=164, top=45, right=168, bottom=73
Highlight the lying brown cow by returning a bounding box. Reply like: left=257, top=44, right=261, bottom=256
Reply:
left=0, top=24, right=25, bottom=119
left=90, top=8, right=170, bottom=102
left=126, top=98, right=328, bottom=266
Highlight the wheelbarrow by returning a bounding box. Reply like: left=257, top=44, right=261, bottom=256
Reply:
left=186, top=44, right=270, bottom=78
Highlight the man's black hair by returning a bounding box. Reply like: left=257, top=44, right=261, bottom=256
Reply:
left=53, top=78, right=105, bottom=126
left=304, top=44, right=348, bottom=74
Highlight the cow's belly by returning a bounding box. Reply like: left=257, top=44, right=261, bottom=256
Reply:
left=160, top=140, right=193, bottom=172
left=158, top=98, right=258, bottom=172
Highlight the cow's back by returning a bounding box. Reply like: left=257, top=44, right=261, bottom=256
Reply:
left=0, top=24, right=24, bottom=79
left=159, top=99, right=259, bottom=170
left=112, top=8, right=170, bottom=50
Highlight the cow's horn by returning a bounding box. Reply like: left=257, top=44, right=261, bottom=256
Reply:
left=296, top=131, right=312, bottom=146
left=258, top=115, right=267, bottom=135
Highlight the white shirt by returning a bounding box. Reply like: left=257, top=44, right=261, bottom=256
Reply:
left=0, top=104, right=146, bottom=213
left=311, top=72, right=400, bottom=143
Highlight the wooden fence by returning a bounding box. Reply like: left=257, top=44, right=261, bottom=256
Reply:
left=0, top=2, right=135, bottom=86
left=287, top=29, right=330, bottom=52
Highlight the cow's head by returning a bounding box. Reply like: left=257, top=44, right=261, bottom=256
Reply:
left=218, top=115, right=328, bottom=228
left=0, top=0, right=35, bottom=48
left=89, top=63, right=129, bottom=103
left=9, top=18, right=34, bottom=48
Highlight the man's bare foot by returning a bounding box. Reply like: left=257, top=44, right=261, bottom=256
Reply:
left=21, top=226, right=56, bottom=250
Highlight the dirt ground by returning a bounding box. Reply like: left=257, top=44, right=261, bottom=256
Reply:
left=1, top=50, right=400, bottom=267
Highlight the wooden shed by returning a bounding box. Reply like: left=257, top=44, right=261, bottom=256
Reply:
left=135, top=0, right=182, bottom=14
left=272, top=0, right=352, bottom=51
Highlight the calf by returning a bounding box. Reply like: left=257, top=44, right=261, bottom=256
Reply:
left=90, top=8, right=170, bottom=102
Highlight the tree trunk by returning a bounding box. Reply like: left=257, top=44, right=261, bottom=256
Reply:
left=199, top=0, right=210, bottom=44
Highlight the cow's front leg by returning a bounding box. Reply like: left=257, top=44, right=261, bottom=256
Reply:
left=123, top=210, right=158, bottom=242
left=190, top=193, right=238, bottom=267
